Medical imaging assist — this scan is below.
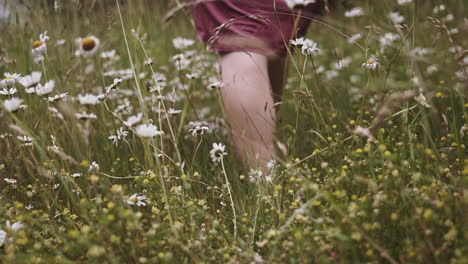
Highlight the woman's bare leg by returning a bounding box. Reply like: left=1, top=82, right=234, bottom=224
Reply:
left=218, top=51, right=277, bottom=170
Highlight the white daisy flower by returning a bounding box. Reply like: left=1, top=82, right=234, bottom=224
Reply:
left=334, top=57, right=352, bottom=70
left=188, top=121, right=211, bottom=136
left=89, top=161, right=99, bottom=172
left=135, top=123, right=164, bottom=137
left=397, top=0, right=412, bottom=6
left=167, top=108, right=182, bottom=115
left=290, top=37, right=306, bottom=46
left=106, top=78, right=122, bottom=94
left=345, top=7, right=364, bottom=18
left=0, top=73, right=20, bottom=88
left=47, top=92, right=68, bottom=103
left=75, top=111, right=97, bottom=120
left=108, top=127, right=128, bottom=145
left=248, top=169, right=263, bottom=183
left=100, top=49, right=117, bottom=59
left=362, top=56, right=379, bottom=71
left=266, top=159, right=276, bottom=170
left=6, top=221, right=23, bottom=232
left=0, top=230, right=6, bottom=247
left=35, top=80, right=55, bottom=96
left=72, top=173, right=82, bottom=178
left=347, top=33, right=362, bottom=44
left=126, top=194, right=147, bottom=207
left=0, top=87, right=17, bottom=96
left=75, top=36, right=100, bottom=57
left=3, top=178, right=17, bottom=185
left=379, top=33, right=400, bottom=48
left=123, top=113, right=143, bottom=127
left=291, top=38, right=320, bottom=56
left=388, top=12, right=404, bottom=24
left=285, top=0, right=316, bottom=9
left=186, top=72, right=200, bottom=79
left=3, top=97, right=24, bottom=112
left=32, top=31, right=49, bottom=57
left=78, top=93, right=101, bottom=105
left=433, top=5, right=446, bottom=14
left=18, top=72, right=42, bottom=93
left=414, top=93, right=431, bottom=108
left=210, top=143, right=227, bottom=163
left=207, top=80, right=223, bottom=90
left=172, top=37, right=195, bottom=50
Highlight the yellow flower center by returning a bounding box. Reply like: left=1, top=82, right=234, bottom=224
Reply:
left=82, top=38, right=96, bottom=51
left=130, top=197, right=138, bottom=203
left=33, top=40, right=43, bottom=49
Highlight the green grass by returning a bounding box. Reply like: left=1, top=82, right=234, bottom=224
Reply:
left=0, top=0, right=467, bottom=263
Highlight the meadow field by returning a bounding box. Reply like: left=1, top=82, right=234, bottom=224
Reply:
left=0, top=0, right=467, bottom=263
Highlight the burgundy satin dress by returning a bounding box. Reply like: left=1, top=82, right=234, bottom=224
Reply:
left=192, top=0, right=323, bottom=56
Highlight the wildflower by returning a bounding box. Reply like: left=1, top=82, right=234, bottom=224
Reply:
left=210, top=143, right=227, bottom=163
left=78, top=93, right=101, bottom=105
left=188, top=121, right=210, bottom=136
left=123, top=113, right=143, bottom=127
left=4, top=178, right=17, bottom=185
left=334, top=57, right=352, bottom=70
left=397, top=0, right=412, bottom=5
left=345, top=7, right=364, bottom=18
left=167, top=108, right=182, bottom=115
left=35, top=80, right=55, bottom=96
left=17, top=136, right=33, bottom=147
left=379, top=33, right=400, bottom=51
left=47, top=92, right=68, bottom=103
left=186, top=72, right=200, bottom=79
left=71, top=173, right=82, bottom=178
left=6, top=221, right=23, bottom=232
left=433, top=5, right=446, bottom=14
left=135, top=123, right=164, bottom=137
left=126, top=194, right=147, bottom=206
left=266, top=160, right=276, bottom=171
left=325, top=70, right=339, bottom=80
left=285, top=0, right=316, bottom=10
left=108, top=127, right=129, bottom=145
left=0, top=73, right=20, bottom=88
left=388, top=12, right=404, bottom=24
left=207, top=80, right=223, bottom=90
left=0, top=87, right=17, bottom=96
left=75, top=111, right=97, bottom=120
left=76, top=36, right=100, bottom=57
left=414, top=93, right=431, bottom=108
left=105, top=78, right=122, bottom=94
left=144, top=58, right=153, bottom=66
left=172, top=37, right=195, bottom=50
left=56, top=39, right=66, bottom=45
left=347, top=33, right=362, bottom=44
left=18, top=72, right=42, bottom=93
left=301, top=39, right=320, bottom=56
left=32, top=31, right=49, bottom=57
left=0, top=220, right=23, bottom=247
left=100, top=49, right=117, bottom=59
left=0, top=230, right=5, bottom=247
left=249, top=169, right=263, bottom=182
left=362, top=56, right=379, bottom=71
left=89, top=161, right=99, bottom=172
left=290, top=37, right=305, bottom=46
left=290, top=37, right=320, bottom=56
